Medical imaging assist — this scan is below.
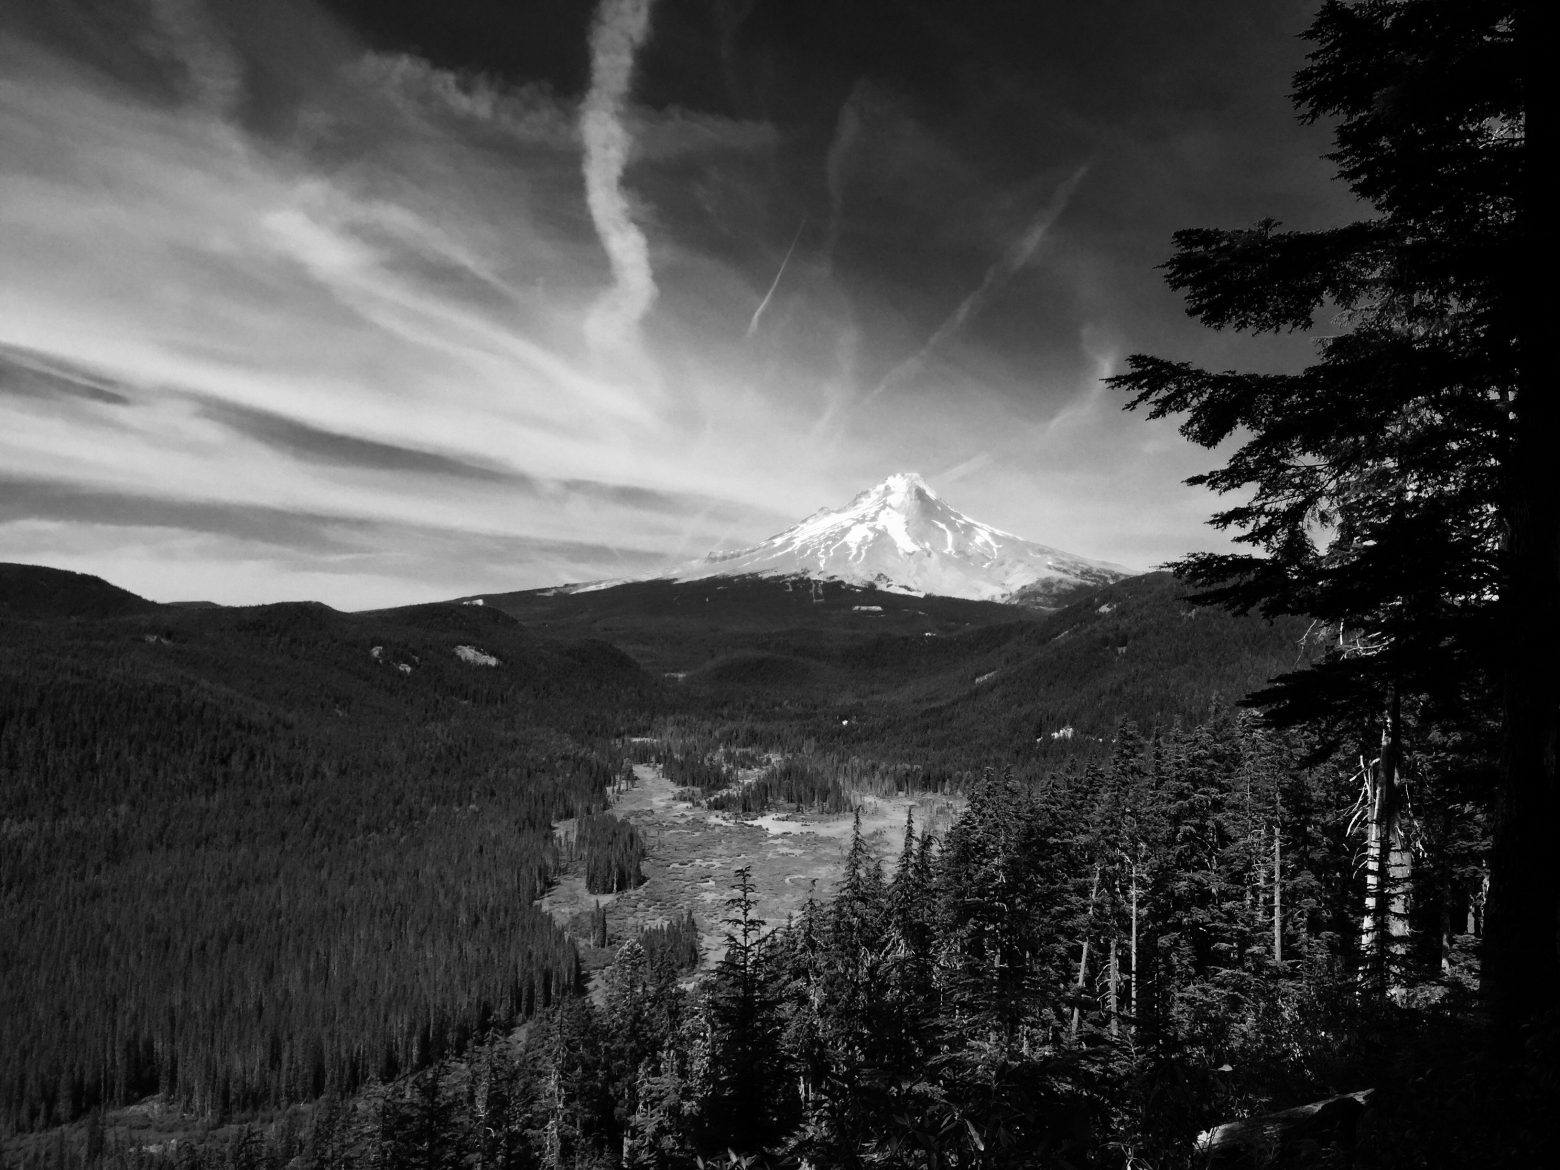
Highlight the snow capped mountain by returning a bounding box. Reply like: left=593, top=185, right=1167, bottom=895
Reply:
left=668, top=472, right=1134, bottom=605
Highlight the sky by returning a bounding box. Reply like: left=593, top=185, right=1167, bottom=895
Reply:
left=0, top=0, right=1360, bottom=608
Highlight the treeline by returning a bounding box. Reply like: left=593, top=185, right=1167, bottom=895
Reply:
left=624, top=739, right=764, bottom=794
left=575, top=812, right=646, bottom=895
left=704, top=756, right=851, bottom=815
left=0, top=603, right=652, bottom=1135
left=636, top=910, right=701, bottom=973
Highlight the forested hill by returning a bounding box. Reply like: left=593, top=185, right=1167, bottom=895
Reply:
left=453, top=570, right=1307, bottom=750
left=456, top=573, right=1030, bottom=675
left=639, top=572, right=1312, bottom=775
left=850, top=570, right=1314, bottom=766
left=0, top=568, right=657, bottom=1133
left=0, top=562, right=159, bottom=620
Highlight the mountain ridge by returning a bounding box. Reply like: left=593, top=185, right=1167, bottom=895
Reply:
left=0, top=562, right=159, bottom=620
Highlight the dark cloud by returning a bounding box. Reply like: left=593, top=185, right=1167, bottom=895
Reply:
left=194, top=401, right=744, bottom=525
left=0, top=473, right=674, bottom=584
left=286, top=527, right=675, bottom=585
left=196, top=399, right=523, bottom=482
left=555, top=477, right=754, bottom=523
left=0, top=345, right=134, bottom=407
left=0, top=475, right=369, bottom=553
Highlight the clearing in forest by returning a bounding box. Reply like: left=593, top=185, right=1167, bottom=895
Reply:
left=541, top=762, right=963, bottom=971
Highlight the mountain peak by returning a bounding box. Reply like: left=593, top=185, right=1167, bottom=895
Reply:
left=667, top=476, right=1132, bottom=606
left=860, top=471, right=938, bottom=504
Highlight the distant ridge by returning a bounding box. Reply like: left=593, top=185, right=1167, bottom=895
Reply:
left=663, top=472, right=1133, bottom=607
left=0, top=563, right=158, bottom=620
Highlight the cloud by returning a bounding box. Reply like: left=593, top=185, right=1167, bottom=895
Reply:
left=580, top=0, right=660, bottom=358
left=556, top=478, right=756, bottom=524
left=0, top=474, right=369, bottom=554
left=821, top=82, right=867, bottom=269
left=931, top=451, right=996, bottom=485
left=354, top=52, right=577, bottom=147
left=196, top=399, right=523, bottom=483
left=0, top=3, right=1288, bottom=607
left=746, top=218, right=806, bottom=338
left=0, top=472, right=679, bottom=572
left=0, top=345, right=133, bottom=407
left=147, top=0, right=244, bottom=117
left=0, top=474, right=680, bottom=607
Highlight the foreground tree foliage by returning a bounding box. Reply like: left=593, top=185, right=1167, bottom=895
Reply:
left=1109, top=0, right=1557, bottom=1043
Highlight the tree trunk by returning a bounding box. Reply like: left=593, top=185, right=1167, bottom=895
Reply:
left=1130, top=860, right=1140, bottom=1035
left=1273, top=823, right=1283, bottom=965
left=1361, top=689, right=1410, bottom=996
left=1467, top=872, right=1486, bottom=938
left=1070, top=867, right=1102, bottom=1040
left=1107, top=935, right=1119, bottom=1038
left=1485, top=0, right=1560, bottom=1050
left=1441, top=892, right=1454, bottom=978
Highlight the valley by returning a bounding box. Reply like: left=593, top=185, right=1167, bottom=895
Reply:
left=0, top=556, right=1308, bottom=1148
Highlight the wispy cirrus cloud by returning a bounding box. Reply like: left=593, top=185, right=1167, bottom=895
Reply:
left=0, top=345, right=134, bottom=407
left=0, top=0, right=1328, bottom=607
left=195, top=399, right=522, bottom=483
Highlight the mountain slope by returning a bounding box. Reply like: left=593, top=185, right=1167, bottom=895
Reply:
left=666, top=472, right=1132, bottom=605
left=467, top=569, right=1306, bottom=768
left=851, top=571, right=1312, bottom=761
left=460, top=573, right=1029, bottom=676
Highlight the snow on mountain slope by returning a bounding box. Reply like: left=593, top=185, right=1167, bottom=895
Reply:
left=667, top=472, right=1134, bottom=605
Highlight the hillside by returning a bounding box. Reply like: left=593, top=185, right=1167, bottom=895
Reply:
left=0, top=562, right=159, bottom=620
left=458, top=573, right=1029, bottom=675
left=0, top=576, right=657, bottom=1132
left=861, top=570, right=1312, bottom=758
left=471, top=570, right=1307, bottom=766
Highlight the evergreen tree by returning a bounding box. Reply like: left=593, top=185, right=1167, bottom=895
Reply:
left=884, top=809, right=938, bottom=1066
left=1109, top=0, right=1557, bottom=1042
left=704, top=868, right=794, bottom=1155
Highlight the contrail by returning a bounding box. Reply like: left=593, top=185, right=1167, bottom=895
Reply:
left=864, top=164, right=1090, bottom=403
left=933, top=451, right=997, bottom=485
left=581, top=0, right=659, bottom=356
left=746, top=218, right=807, bottom=338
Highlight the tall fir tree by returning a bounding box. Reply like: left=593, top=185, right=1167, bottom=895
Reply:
left=704, top=867, right=794, bottom=1155
left=1109, top=0, right=1557, bottom=1042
